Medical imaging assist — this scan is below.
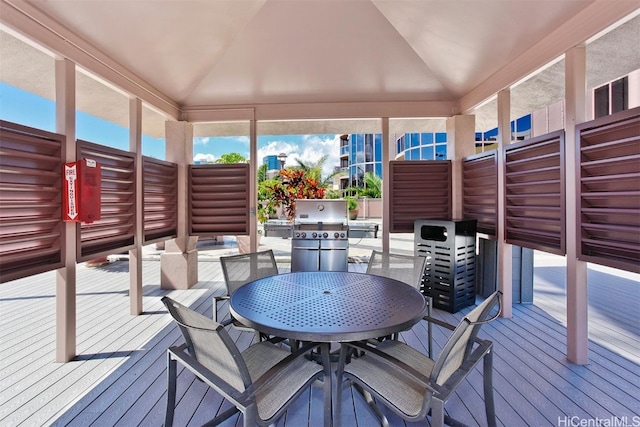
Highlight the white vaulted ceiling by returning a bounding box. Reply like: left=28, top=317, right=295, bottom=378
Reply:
left=1, top=0, right=639, bottom=132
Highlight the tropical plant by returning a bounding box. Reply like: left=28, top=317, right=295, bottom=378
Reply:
left=344, top=195, right=358, bottom=211
left=265, top=169, right=326, bottom=221
left=257, top=163, right=268, bottom=183
left=324, top=189, right=341, bottom=199
left=342, top=172, right=382, bottom=199
left=360, top=172, right=382, bottom=198
left=258, top=177, right=278, bottom=224
left=215, top=152, right=248, bottom=164
left=342, top=185, right=362, bottom=198
left=293, top=154, right=340, bottom=188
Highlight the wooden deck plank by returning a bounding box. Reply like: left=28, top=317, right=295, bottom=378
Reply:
left=509, top=305, right=640, bottom=413
left=1, top=253, right=639, bottom=427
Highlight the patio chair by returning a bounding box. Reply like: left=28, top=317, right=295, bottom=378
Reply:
left=366, top=250, right=426, bottom=290
left=162, top=297, right=323, bottom=427
left=216, top=249, right=279, bottom=337
left=336, top=290, right=502, bottom=427
left=366, top=250, right=431, bottom=348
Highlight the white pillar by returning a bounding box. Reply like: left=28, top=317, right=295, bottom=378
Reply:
left=497, top=89, right=513, bottom=318
left=249, top=118, right=258, bottom=252
left=446, top=115, right=476, bottom=219
left=129, top=98, right=143, bottom=315
left=565, top=45, right=589, bottom=364
left=55, top=58, right=77, bottom=362
left=161, top=121, right=198, bottom=289
left=381, top=117, right=390, bottom=252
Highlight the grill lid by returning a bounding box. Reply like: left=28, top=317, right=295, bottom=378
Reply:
left=294, top=199, right=348, bottom=225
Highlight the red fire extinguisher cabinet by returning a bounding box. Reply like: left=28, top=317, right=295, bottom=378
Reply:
left=62, top=158, right=101, bottom=223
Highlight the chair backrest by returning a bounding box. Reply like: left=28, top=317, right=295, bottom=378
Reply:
left=366, top=250, right=426, bottom=290
left=162, top=297, right=252, bottom=392
left=220, top=249, right=279, bottom=295
left=431, top=291, right=502, bottom=385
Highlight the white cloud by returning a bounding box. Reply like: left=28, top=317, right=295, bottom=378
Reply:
left=257, top=140, right=300, bottom=168
left=194, top=134, right=341, bottom=178
left=236, top=135, right=250, bottom=145
left=194, top=137, right=210, bottom=145
left=296, top=134, right=341, bottom=178
left=193, top=153, right=216, bottom=163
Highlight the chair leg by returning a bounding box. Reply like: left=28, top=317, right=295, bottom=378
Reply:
left=427, top=297, right=433, bottom=358
left=358, top=386, right=389, bottom=427
left=431, top=398, right=445, bottom=427
left=165, top=353, right=177, bottom=427
left=242, top=404, right=257, bottom=427
left=483, top=349, right=497, bottom=427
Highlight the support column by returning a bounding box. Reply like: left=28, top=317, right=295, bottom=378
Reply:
left=497, top=89, right=513, bottom=318
left=161, top=121, right=198, bottom=289
left=446, top=115, right=476, bottom=219
left=249, top=118, right=258, bottom=252
left=55, top=58, right=77, bottom=362
left=565, top=45, right=589, bottom=364
left=129, top=98, right=143, bottom=314
left=381, top=117, right=390, bottom=252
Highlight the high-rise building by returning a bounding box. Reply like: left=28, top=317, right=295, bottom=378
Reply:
left=262, top=155, right=281, bottom=178
left=394, top=132, right=448, bottom=161
left=339, top=132, right=448, bottom=190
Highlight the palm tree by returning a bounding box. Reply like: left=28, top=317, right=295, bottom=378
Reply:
left=360, top=172, right=382, bottom=198
left=257, top=163, right=268, bottom=183
left=215, top=152, right=248, bottom=164
left=294, top=154, right=338, bottom=188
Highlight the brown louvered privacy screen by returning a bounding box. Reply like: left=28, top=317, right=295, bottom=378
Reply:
left=0, top=121, right=64, bottom=283
left=143, top=156, right=177, bottom=244
left=77, top=140, right=136, bottom=261
left=577, top=107, right=640, bottom=273
left=389, top=161, right=451, bottom=233
left=189, top=164, right=250, bottom=235
left=462, top=151, right=497, bottom=236
left=504, top=131, right=565, bottom=255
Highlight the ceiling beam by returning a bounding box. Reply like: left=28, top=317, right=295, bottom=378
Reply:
left=183, top=100, right=457, bottom=123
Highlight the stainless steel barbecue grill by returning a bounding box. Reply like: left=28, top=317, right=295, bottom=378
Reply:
left=291, top=199, right=349, bottom=272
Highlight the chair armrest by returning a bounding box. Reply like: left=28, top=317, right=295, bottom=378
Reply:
left=419, top=313, right=455, bottom=359
left=422, top=315, right=456, bottom=331
left=340, top=341, right=438, bottom=394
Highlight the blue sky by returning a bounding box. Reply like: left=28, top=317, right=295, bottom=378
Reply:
left=0, top=82, right=341, bottom=178
left=194, top=133, right=341, bottom=177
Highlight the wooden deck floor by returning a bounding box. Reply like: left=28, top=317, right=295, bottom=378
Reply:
left=1, top=253, right=638, bottom=427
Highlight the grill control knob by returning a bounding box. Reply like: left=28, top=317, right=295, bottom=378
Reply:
left=334, top=232, right=339, bottom=238
left=312, top=232, right=317, bottom=238
left=301, top=232, right=306, bottom=238
left=340, top=232, right=346, bottom=238
left=294, top=232, right=299, bottom=238
left=323, top=232, right=328, bottom=238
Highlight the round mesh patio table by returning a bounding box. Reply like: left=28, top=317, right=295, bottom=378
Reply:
left=230, top=271, right=428, bottom=426
left=230, top=271, right=428, bottom=343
